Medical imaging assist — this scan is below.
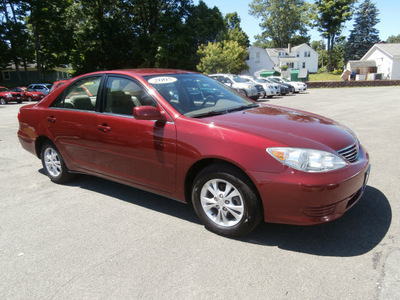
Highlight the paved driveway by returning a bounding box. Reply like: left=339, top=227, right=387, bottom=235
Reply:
left=1, top=86, right=399, bottom=299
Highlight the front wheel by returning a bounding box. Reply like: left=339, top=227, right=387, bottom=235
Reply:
left=41, top=142, right=74, bottom=184
left=192, top=164, right=263, bottom=237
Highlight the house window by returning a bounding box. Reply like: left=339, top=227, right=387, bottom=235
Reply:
left=2, top=71, right=10, bottom=80
left=288, top=63, right=294, bottom=68
left=296, top=51, right=300, bottom=57
left=304, top=51, right=310, bottom=57
left=279, top=51, right=286, bottom=57
left=302, top=62, right=306, bottom=68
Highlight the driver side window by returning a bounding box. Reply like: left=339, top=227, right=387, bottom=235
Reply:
left=104, top=77, right=157, bottom=116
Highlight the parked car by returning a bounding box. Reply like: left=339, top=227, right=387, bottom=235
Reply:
left=240, top=75, right=276, bottom=98
left=0, top=86, right=22, bottom=104
left=261, top=77, right=289, bottom=95
left=208, top=73, right=261, bottom=100
left=27, top=83, right=53, bottom=95
left=268, top=77, right=295, bottom=93
left=11, top=87, right=45, bottom=101
left=17, top=69, right=370, bottom=237
left=271, top=76, right=307, bottom=93
left=49, top=80, right=70, bottom=93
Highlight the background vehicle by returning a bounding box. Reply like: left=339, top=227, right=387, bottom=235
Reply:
left=280, top=77, right=307, bottom=93
left=0, top=86, right=22, bottom=104
left=18, top=69, right=370, bottom=237
left=208, top=73, right=261, bottom=100
left=49, top=80, right=69, bottom=93
left=240, top=75, right=276, bottom=98
left=260, top=77, right=288, bottom=95
left=11, top=87, right=45, bottom=101
left=267, top=77, right=295, bottom=93
left=27, top=83, right=52, bottom=95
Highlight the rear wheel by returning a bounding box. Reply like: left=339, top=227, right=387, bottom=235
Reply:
left=41, top=142, right=74, bottom=184
left=0, top=98, right=6, bottom=105
left=192, top=164, right=263, bottom=237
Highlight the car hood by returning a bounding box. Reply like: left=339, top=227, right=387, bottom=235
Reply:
left=203, top=105, right=356, bottom=151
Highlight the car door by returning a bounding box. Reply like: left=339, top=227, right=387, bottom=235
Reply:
left=44, top=76, right=102, bottom=172
left=95, top=75, right=177, bottom=194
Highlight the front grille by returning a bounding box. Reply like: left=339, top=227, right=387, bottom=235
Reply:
left=255, top=84, right=263, bottom=91
left=338, top=143, right=359, bottom=163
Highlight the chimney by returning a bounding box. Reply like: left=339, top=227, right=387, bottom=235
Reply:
left=288, top=43, right=292, bottom=54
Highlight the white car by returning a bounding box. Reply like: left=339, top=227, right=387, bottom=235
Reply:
left=269, top=76, right=307, bottom=93
left=256, top=77, right=281, bottom=96
left=240, top=75, right=276, bottom=98
left=209, top=74, right=261, bottom=100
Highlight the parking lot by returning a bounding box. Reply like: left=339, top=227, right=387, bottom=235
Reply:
left=1, top=86, right=399, bottom=299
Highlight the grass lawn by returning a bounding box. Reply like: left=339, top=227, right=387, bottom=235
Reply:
left=309, top=72, right=342, bottom=81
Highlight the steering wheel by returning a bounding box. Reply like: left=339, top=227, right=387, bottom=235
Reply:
left=200, top=95, right=217, bottom=108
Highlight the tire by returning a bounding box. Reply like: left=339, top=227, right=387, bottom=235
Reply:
left=239, top=89, right=247, bottom=97
left=41, top=142, right=74, bottom=184
left=0, top=98, right=6, bottom=105
left=192, top=164, right=263, bottom=237
left=27, top=97, right=32, bottom=101
left=267, top=95, right=273, bottom=98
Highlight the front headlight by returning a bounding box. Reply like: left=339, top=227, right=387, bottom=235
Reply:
left=267, top=147, right=348, bottom=172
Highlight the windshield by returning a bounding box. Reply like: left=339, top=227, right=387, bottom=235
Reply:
left=270, top=77, right=283, bottom=83
left=144, top=73, right=256, bottom=117
left=281, top=78, right=290, bottom=82
left=0, top=87, right=10, bottom=92
left=230, top=75, right=247, bottom=83
left=252, top=78, right=265, bottom=84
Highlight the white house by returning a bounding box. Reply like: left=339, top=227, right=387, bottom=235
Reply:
left=245, top=43, right=319, bottom=76
left=245, top=46, right=275, bottom=76
left=360, top=43, right=400, bottom=80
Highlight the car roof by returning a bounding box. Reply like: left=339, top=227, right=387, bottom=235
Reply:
left=83, top=69, right=197, bottom=77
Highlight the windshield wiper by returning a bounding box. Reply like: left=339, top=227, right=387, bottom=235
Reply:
left=191, top=110, right=229, bottom=118
left=226, top=104, right=259, bottom=113
left=191, top=104, right=259, bottom=118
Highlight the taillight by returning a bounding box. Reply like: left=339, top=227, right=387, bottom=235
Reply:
left=18, top=111, right=21, bottom=121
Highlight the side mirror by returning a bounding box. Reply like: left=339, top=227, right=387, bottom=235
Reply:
left=133, top=106, right=166, bottom=121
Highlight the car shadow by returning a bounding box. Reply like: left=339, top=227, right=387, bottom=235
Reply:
left=39, top=169, right=390, bottom=256
left=241, top=186, right=391, bottom=257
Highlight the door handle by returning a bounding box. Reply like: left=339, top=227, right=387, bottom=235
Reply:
left=97, top=124, right=111, bottom=133
left=47, top=116, right=56, bottom=123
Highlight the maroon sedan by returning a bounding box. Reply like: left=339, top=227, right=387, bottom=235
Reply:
left=17, top=69, right=370, bottom=237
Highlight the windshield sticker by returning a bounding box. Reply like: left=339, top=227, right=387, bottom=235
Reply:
left=148, top=77, right=177, bottom=84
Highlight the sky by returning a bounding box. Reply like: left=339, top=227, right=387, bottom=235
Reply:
left=194, top=0, right=400, bottom=44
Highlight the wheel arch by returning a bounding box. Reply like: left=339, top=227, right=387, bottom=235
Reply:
left=184, top=158, right=262, bottom=209
left=35, top=136, right=53, bottom=159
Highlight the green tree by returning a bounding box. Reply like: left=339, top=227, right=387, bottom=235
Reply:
left=197, top=40, right=249, bottom=74
left=344, top=0, right=380, bottom=62
left=314, top=0, right=356, bottom=71
left=311, top=40, right=327, bottom=70
left=249, top=0, right=313, bottom=48
left=386, top=34, right=400, bottom=43
left=24, top=0, right=73, bottom=79
left=218, top=12, right=250, bottom=48
left=0, top=0, right=35, bottom=81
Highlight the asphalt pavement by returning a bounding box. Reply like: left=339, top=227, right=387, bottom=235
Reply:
left=1, top=86, right=399, bottom=299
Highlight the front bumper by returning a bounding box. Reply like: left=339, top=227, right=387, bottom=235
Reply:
left=249, top=151, right=370, bottom=225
